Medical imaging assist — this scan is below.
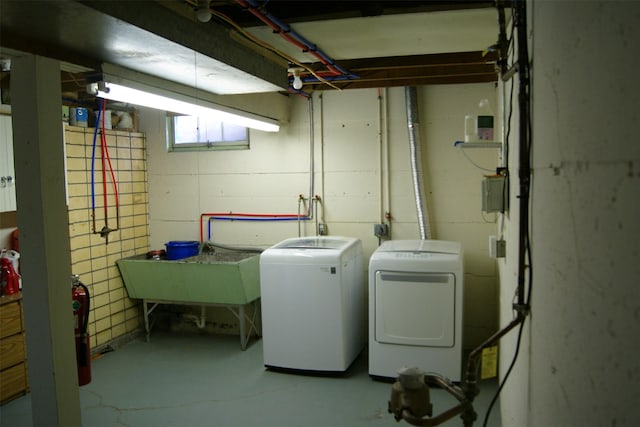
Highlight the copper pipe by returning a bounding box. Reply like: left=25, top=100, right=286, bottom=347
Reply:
left=398, top=375, right=473, bottom=427
left=463, top=314, right=526, bottom=398
left=392, top=315, right=525, bottom=427
left=401, top=403, right=468, bottom=427
left=425, top=375, right=467, bottom=402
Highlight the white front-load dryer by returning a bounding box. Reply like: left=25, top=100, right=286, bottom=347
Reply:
left=368, top=240, right=463, bottom=381
left=260, top=236, right=365, bottom=373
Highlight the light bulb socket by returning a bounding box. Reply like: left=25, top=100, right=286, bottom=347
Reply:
left=196, top=8, right=211, bottom=22
left=196, top=0, right=212, bottom=22
left=289, top=67, right=304, bottom=90
left=86, top=81, right=109, bottom=96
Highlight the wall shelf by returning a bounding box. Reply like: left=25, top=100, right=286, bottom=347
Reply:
left=454, top=141, right=502, bottom=148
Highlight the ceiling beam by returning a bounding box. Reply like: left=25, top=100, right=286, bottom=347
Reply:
left=78, top=0, right=288, bottom=89
left=328, top=51, right=498, bottom=70
left=303, top=51, right=498, bottom=90
left=0, top=1, right=288, bottom=93
left=210, top=1, right=496, bottom=26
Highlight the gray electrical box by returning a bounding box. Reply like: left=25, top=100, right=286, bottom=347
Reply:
left=482, top=175, right=508, bottom=213
left=374, top=223, right=388, bottom=238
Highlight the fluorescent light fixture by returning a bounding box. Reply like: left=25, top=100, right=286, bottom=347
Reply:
left=89, top=81, right=280, bottom=132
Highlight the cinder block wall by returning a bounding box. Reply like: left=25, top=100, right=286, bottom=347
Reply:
left=65, top=124, right=148, bottom=349
left=141, top=84, right=500, bottom=349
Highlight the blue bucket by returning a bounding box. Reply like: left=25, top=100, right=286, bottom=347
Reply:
left=165, top=241, right=200, bottom=260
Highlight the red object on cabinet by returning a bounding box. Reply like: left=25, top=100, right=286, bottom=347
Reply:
left=10, top=229, right=18, bottom=253
left=0, top=258, right=19, bottom=296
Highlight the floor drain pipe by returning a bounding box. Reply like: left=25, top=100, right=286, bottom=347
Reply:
left=405, top=86, right=432, bottom=240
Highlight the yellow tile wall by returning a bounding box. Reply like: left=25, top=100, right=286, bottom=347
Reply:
left=65, top=125, right=149, bottom=350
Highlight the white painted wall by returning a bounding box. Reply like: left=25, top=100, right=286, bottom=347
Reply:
left=498, top=2, right=640, bottom=426
left=140, top=83, right=501, bottom=349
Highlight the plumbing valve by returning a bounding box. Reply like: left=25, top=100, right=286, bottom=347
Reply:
left=389, top=367, right=433, bottom=421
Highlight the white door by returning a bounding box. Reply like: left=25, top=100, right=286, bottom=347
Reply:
left=375, top=270, right=456, bottom=347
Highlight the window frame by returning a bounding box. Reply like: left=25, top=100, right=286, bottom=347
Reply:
left=166, top=114, right=250, bottom=152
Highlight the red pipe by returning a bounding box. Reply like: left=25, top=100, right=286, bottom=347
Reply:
left=235, top=0, right=343, bottom=76
left=100, top=108, right=108, bottom=229
left=199, top=212, right=306, bottom=242
left=198, top=193, right=316, bottom=241
left=204, top=212, right=301, bottom=218
left=101, top=100, right=120, bottom=229
left=98, top=99, right=120, bottom=236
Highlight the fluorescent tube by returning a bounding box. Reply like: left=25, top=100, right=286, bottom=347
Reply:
left=93, top=81, right=279, bottom=132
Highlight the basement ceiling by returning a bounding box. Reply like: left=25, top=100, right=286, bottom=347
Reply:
left=0, top=0, right=501, bottom=98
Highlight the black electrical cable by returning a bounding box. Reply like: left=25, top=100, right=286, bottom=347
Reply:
left=483, top=250, right=533, bottom=427
left=482, top=315, right=526, bottom=427
left=502, top=66, right=515, bottom=213
left=484, top=134, right=534, bottom=427
left=503, top=20, right=516, bottom=174
left=500, top=4, right=516, bottom=214
left=483, top=238, right=532, bottom=427
left=482, top=0, right=533, bottom=425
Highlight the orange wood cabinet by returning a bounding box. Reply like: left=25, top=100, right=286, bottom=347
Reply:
left=0, top=293, right=28, bottom=403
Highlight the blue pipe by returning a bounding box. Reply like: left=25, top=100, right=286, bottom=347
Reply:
left=270, top=16, right=350, bottom=75
left=297, top=74, right=361, bottom=85
left=210, top=216, right=306, bottom=221
left=245, top=0, right=352, bottom=76
left=287, top=87, right=311, bottom=98
left=91, top=102, right=103, bottom=228
left=272, top=21, right=349, bottom=74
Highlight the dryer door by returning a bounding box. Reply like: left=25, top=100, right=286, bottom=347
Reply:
left=375, top=271, right=455, bottom=347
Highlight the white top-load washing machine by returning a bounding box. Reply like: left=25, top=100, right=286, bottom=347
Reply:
left=368, top=240, right=463, bottom=381
left=260, top=236, right=365, bottom=373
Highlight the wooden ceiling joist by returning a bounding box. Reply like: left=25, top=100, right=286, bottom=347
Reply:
left=304, top=50, right=499, bottom=90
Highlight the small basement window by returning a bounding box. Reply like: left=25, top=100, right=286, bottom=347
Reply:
left=167, top=114, right=249, bottom=151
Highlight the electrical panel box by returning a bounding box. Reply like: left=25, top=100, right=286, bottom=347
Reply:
left=374, top=223, right=388, bottom=238
left=318, top=223, right=327, bottom=235
left=482, top=175, right=508, bottom=213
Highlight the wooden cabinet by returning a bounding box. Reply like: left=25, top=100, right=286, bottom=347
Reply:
left=0, top=293, right=28, bottom=403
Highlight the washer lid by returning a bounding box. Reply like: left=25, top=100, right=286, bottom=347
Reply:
left=273, top=236, right=353, bottom=250
left=377, top=239, right=461, bottom=255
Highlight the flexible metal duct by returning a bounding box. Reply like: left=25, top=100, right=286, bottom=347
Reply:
left=405, top=86, right=431, bottom=240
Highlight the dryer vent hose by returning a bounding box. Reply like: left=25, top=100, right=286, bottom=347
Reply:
left=405, top=86, right=431, bottom=240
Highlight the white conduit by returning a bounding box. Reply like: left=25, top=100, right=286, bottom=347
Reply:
left=308, top=95, right=317, bottom=236
left=377, top=90, right=385, bottom=224
left=405, top=86, right=432, bottom=240
left=318, top=93, right=326, bottom=227
left=377, top=88, right=392, bottom=237
left=382, top=89, right=391, bottom=230
left=183, top=305, right=206, bottom=329
left=298, top=95, right=316, bottom=237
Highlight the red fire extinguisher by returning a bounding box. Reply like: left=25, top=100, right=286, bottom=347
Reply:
left=71, top=274, right=91, bottom=386
left=0, top=257, right=19, bottom=296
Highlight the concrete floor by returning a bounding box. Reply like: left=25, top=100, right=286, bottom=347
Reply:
left=0, top=332, right=501, bottom=426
